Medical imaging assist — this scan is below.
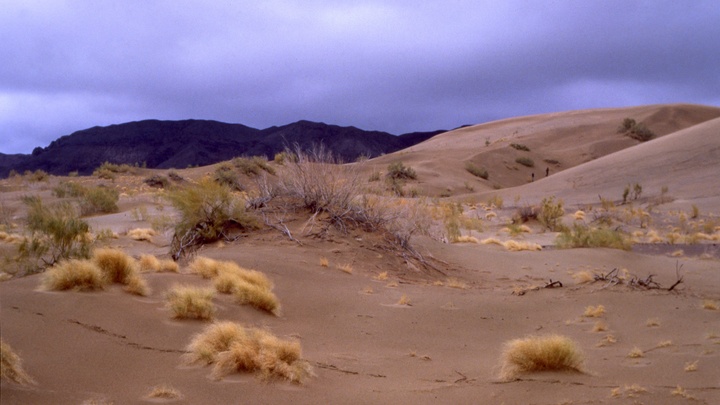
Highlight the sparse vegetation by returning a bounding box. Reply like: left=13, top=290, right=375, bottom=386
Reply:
left=79, top=186, right=120, bottom=215
left=500, top=334, right=584, bottom=380
left=1, top=339, right=34, bottom=385
left=465, top=162, right=489, bottom=180
left=184, top=321, right=313, bottom=383
left=146, top=384, right=182, bottom=400
left=538, top=196, right=565, bottom=231
left=557, top=224, right=632, bottom=250
left=510, top=143, right=530, bottom=151
left=583, top=305, right=606, bottom=318
left=167, top=177, right=259, bottom=260
left=618, top=118, right=655, bottom=141
left=233, top=156, right=276, bottom=176
left=386, top=161, right=417, bottom=180
left=144, top=174, right=170, bottom=188
left=515, top=157, right=534, bottom=168
left=166, top=284, right=216, bottom=320
left=92, top=248, right=149, bottom=295
left=41, top=259, right=105, bottom=291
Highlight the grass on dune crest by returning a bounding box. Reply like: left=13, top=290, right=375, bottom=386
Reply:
left=184, top=321, right=313, bottom=383
left=1, top=339, right=34, bottom=385
left=500, top=334, right=584, bottom=380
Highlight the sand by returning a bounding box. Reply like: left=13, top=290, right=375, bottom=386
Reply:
left=2, top=103, right=720, bottom=404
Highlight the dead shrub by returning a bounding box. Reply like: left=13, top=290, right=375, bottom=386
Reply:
left=500, top=334, right=584, bottom=380
left=184, top=321, right=313, bottom=383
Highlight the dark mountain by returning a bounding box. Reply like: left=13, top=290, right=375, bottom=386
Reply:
left=0, top=120, right=444, bottom=177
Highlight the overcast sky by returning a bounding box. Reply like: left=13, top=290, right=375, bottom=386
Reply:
left=1, top=1, right=719, bottom=154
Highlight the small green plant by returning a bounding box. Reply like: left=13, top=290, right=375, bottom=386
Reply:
left=79, top=186, right=119, bottom=215
left=213, top=164, right=243, bottom=191
left=19, top=196, right=91, bottom=270
left=386, top=162, right=417, bottom=180
left=557, top=224, right=632, bottom=250
left=465, top=162, right=489, bottom=180
left=167, top=177, right=259, bottom=259
left=510, top=143, right=530, bottom=152
left=539, top=196, right=565, bottom=231
left=515, top=157, right=534, bottom=168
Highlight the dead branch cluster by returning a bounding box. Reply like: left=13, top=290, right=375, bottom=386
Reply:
left=592, top=262, right=684, bottom=292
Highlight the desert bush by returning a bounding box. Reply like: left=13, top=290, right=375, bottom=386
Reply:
left=127, top=228, right=156, bottom=241
left=515, top=157, right=535, bottom=168
left=617, top=117, right=637, bottom=133
left=557, top=224, right=632, bottom=250
left=513, top=205, right=538, bottom=223
left=543, top=158, right=560, bottom=165
left=167, top=171, right=184, bottom=182
left=93, top=161, right=138, bottom=178
left=79, top=186, right=119, bottom=215
left=52, top=181, right=86, bottom=198
left=538, top=196, right=565, bottom=231
left=184, top=321, right=313, bottom=383
left=510, top=143, right=530, bottom=151
left=166, top=284, right=216, bottom=320
left=92, top=248, right=149, bottom=295
left=465, top=162, right=489, bottom=180
left=1, top=339, right=34, bottom=384
left=41, top=259, right=105, bottom=291
left=368, top=171, right=381, bottom=182
left=233, top=156, right=276, bottom=176
left=213, top=164, right=243, bottom=191
left=618, top=118, right=655, bottom=141
left=26, top=170, right=49, bottom=182
left=138, top=254, right=178, bottom=273
left=144, top=175, right=170, bottom=188
left=386, top=161, right=417, bottom=180
left=500, top=334, right=584, bottom=380
left=167, top=177, right=259, bottom=259
left=19, top=196, right=91, bottom=270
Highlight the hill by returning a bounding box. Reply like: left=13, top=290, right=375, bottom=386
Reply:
left=0, top=120, right=444, bottom=177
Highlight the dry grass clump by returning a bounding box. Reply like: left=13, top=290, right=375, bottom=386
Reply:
left=684, top=360, right=698, bottom=371
left=127, top=228, right=156, bottom=241
left=671, top=385, right=695, bottom=400
left=138, top=254, right=178, bottom=273
left=627, top=347, right=644, bottom=358
left=374, top=271, right=388, bottom=281
left=200, top=258, right=279, bottom=315
left=337, top=263, right=353, bottom=274
left=573, top=210, right=586, bottom=221
left=1, top=339, right=34, bottom=384
left=645, top=318, right=660, bottom=327
left=166, top=284, right=216, bottom=320
left=454, top=235, right=479, bottom=244
left=592, top=321, right=608, bottom=332
left=480, top=238, right=541, bottom=251
left=583, top=305, right=606, bottom=318
left=42, top=259, right=106, bottom=291
left=499, top=334, right=584, bottom=380
left=572, top=270, right=595, bottom=284
left=92, top=248, right=149, bottom=296
left=319, top=257, right=329, bottom=267
left=446, top=277, right=468, bottom=289
left=702, top=299, right=718, bottom=310
left=597, top=334, right=617, bottom=347
left=397, top=294, right=411, bottom=306
left=184, top=321, right=313, bottom=383
left=146, top=384, right=182, bottom=399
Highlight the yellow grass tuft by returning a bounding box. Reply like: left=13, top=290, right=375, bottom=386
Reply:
left=583, top=305, right=605, bottom=318
left=627, top=347, right=644, bottom=358
left=127, top=227, right=156, bottom=241
left=485, top=212, right=497, bottom=219
left=446, top=277, right=468, bottom=289
left=670, top=249, right=684, bottom=257
left=573, top=210, right=586, bottom=221
left=185, top=321, right=313, bottom=383
left=374, top=271, right=388, bottom=281
left=319, top=257, right=329, bottom=267
left=503, top=240, right=542, bottom=251
left=232, top=279, right=281, bottom=316
left=337, top=263, right=353, bottom=274
left=397, top=294, right=411, bottom=305
left=454, top=235, right=479, bottom=244
left=645, top=318, right=660, bottom=327
left=480, top=237, right=503, bottom=246
left=1, top=339, right=34, bottom=385
left=189, top=256, right=223, bottom=279
left=146, top=384, right=182, bottom=399
left=499, top=334, right=584, bottom=380
left=572, top=270, right=594, bottom=284
left=592, top=321, right=608, bottom=332
left=702, top=299, right=718, bottom=310
left=684, top=360, right=698, bottom=372
left=596, top=334, right=617, bottom=347
left=138, top=254, right=161, bottom=272
left=166, top=284, right=216, bottom=320
left=92, top=248, right=149, bottom=296
left=656, top=340, right=672, bottom=348
left=671, top=385, right=695, bottom=399
left=42, top=259, right=106, bottom=291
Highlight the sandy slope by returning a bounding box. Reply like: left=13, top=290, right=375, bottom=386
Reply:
left=2, top=104, right=720, bottom=404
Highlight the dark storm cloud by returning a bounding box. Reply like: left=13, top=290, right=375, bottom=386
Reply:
left=1, top=1, right=719, bottom=153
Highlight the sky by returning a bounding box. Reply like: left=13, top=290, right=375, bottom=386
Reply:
left=1, top=1, right=719, bottom=154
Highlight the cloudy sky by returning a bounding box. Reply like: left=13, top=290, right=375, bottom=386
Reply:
left=1, top=1, right=719, bottom=154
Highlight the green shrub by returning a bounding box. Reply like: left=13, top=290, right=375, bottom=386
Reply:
left=52, top=182, right=86, bottom=198
left=386, top=162, right=417, bottom=180
left=617, top=118, right=655, bottom=142
left=232, top=156, right=275, bottom=176
left=213, top=165, right=243, bottom=191
left=465, top=162, right=489, bottom=180
left=515, top=157, right=535, bottom=168
left=557, top=224, right=632, bottom=250
left=79, top=186, right=119, bottom=215
left=538, top=196, right=565, bottom=231
left=167, top=177, right=259, bottom=260
left=19, top=196, right=91, bottom=270
left=510, top=143, right=530, bottom=152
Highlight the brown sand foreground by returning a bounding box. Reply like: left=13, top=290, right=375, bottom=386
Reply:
left=2, top=104, right=720, bottom=404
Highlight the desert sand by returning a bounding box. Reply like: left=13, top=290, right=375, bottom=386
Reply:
left=2, top=104, right=719, bottom=404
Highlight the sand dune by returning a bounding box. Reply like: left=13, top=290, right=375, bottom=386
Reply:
left=2, top=104, right=720, bottom=404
